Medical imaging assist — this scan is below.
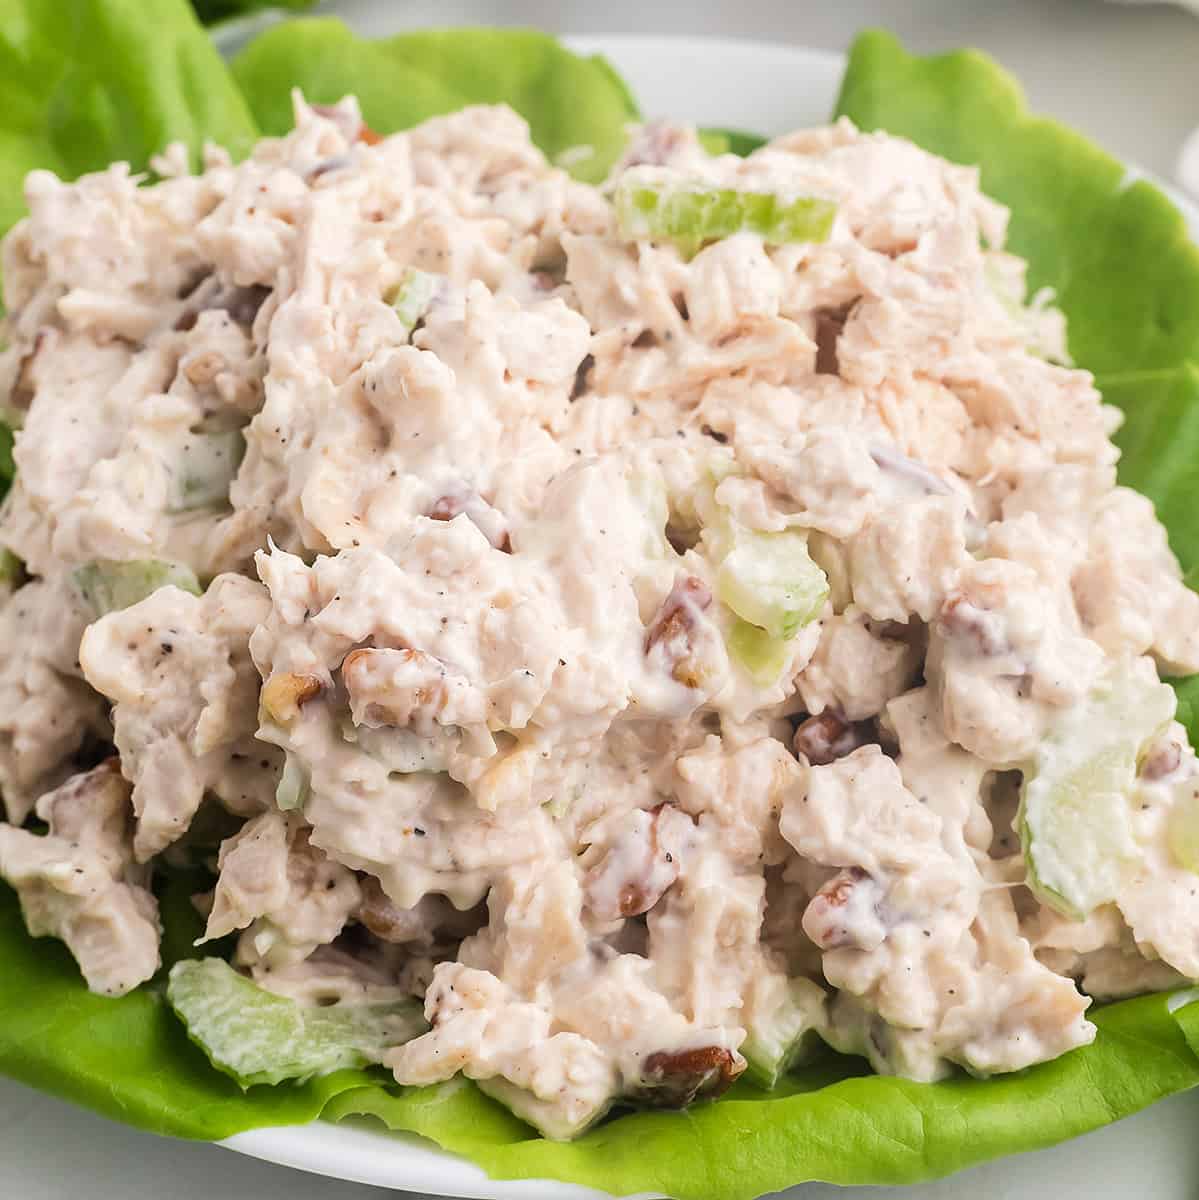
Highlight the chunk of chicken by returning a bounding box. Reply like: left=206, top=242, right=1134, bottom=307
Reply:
left=0, top=761, right=159, bottom=995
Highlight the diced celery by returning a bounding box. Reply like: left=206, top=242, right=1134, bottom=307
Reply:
left=716, top=528, right=829, bottom=640
left=169, top=430, right=245, bottom=513
left=613, top=177, right=836, bottom=248
left=728, top=618, right=791, bottom=685
left=74, top=559, right=201, bottom=615
left=387, top=267, right=438, bottom=334
left=167, top=957, right=426, bottom=1088
left=742, top=977, right=826, bottom=1090
left=1167, top=788, right=1199, bottom=873
left=275, top=752, right=309, bottom=812
left=1019, top=660, right=1177, bottom=919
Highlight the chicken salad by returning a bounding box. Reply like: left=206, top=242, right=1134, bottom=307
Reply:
left=1, top=85, right=1198, bottom=1144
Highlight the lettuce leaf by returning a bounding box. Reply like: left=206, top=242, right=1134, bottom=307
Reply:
left=0, top=0, right=258, bottom=241
left=230, top=20, right=639, bottom=183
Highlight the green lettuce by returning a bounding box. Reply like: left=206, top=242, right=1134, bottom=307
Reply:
left=0, top=13, right=1199, bottom=1199
left=230, top=20, right=639, bottom=182
left=0, top=0, right=258, bottom=240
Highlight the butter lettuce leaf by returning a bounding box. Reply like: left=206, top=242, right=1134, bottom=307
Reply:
left=0, top=0, right=258, bottom=241
left=231, top=20, right=639, bottom=182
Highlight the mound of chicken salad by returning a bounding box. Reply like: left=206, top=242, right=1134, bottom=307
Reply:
left=0, top=92, right=1197, bottom=1140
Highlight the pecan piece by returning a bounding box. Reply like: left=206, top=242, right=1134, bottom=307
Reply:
left=584, top=804, right=692, bottom=920
left=342, top=647, right=485, bottom=732
left=632, top=1045, right=744, bottom=1107
left=802, top=866, right=888, bottom=951
left=644, top=575, right=714, bottom=689
left=1140, top=735, right=1184, bottom=782
left=937, top=591, right=1007, bottom=657
left=260, top=672, right=323, bottom=724
left=813, top=301, right=854, bottom=376
left=793, top=711, right=866, bottom=766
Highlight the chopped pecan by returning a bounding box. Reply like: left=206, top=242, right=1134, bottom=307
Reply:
left=584, top=804, right=692, bottom=920
left=802, top=866, right=888, bottom=951
left=644, top=575, right=714, bottom=689
left=1140, top=735, right=1184, bottom=782
left=793, top=711, right=866, bottom=766
left=342, top=647, right=484, bottom=733
left=356, top=876, right=434, bottom=945
left=937, top=592, right=1007, bottom=657
left=570, top=353, right=595, bottom=401
left=813, top=302, right=854, bottom=376
left=223, top=285, right=272, bottom=327
left=260, top=672, right=323, bottom=724
left=632, top=1045, right=744, bottom=1107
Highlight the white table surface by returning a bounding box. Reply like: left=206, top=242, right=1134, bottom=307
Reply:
left=6, top=2, right=1199, bottom=1198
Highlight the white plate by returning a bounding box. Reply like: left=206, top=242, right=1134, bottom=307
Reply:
left=221, top=27, right=1199, bottom=1200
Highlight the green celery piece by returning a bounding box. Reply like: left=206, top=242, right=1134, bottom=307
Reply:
left=274, top=751, right=308, bottom=812
left=614, top=179, right=836, bottom=248
left=1019, top=662, right=1177, bottom=919
left=0, top=880, right=376, bottom=1137
left=0, top=0, right=259, bottom=243
left=167, top=957, right=425, bottom=1088
left=716, top=528, right=829, bottom=640
left=728, top=618, right=791, bottom=685
left=388, top=267, right=438, bottom=335
left=741, top=977, right=827, bottom=1091
left=169, top=429, right=246, bottom=512
left=231, top=22, right=638, bottom=184
left=74, top=559, right=201, bottom=615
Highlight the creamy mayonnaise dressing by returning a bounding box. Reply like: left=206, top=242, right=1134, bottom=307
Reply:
left=0, top=97, right=1197, bottom=1137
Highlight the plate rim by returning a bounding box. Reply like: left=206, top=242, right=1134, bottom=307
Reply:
left=219, top=26, right=1198, bottom=1200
